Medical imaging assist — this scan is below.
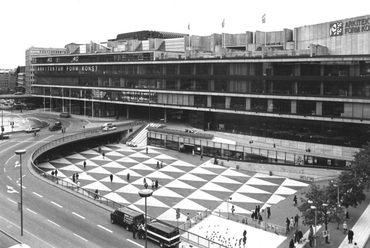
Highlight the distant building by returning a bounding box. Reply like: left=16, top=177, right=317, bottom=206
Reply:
left=0, top=69, right=16, bottom=94
left=25, top=47, right=67, bottom=93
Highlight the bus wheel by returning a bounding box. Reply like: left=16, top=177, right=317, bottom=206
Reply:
left=140, top=233, right=145, bottom=240
left=159, top=242, right=164, bottom=248
left=110, top=218, right=114, bottom=224
left=126, top=226, right=130, bottom=231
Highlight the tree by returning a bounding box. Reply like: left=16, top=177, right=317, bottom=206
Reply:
left=351, top=142, right=370, bottom=190
left=298, top=184, right=344, bottom=242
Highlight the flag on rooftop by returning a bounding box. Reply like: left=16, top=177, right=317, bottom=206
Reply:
left=188, top=22, right=190, bottom=30
left=262, top=14, right=266, bottom=24
left=222, top=19, right=225, bottom=28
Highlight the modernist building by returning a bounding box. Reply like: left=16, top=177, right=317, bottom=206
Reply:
left=31, top=16, right=370, bottom=167
left=25, top=47, right=67, bottom=94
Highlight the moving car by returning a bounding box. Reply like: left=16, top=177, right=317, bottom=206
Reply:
left=49, top=121, right=62, bottom=131
left=103, top=126, right=117, bottom=131
left=101, top=123, right=116, bottom=129
left=0, top=133, right=10, bottom=139
left=59, top=112, right=71, bottom=118
left=110, top=208, right=144, bottom=231
left=25, top=127, right=41, bottom=133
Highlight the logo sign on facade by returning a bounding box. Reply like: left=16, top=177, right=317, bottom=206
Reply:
left=330, top=22, right=343, bottom=36
left=330, top=17, right=370, bottom=36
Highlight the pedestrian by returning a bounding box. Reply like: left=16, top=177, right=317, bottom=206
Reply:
left=286, top=217, right=290, bottom=232
left=294, top=214, right=299, bottom=227
left=294, top=229, right=299, bottom=243
left=343, top=221, right=348, bottom=233
left=94, top=189, right=99, bottom=200
left=110, top=174, right=113, bottom=182
left=127, top=173, right=130, bottom=181
left=143, top=178, right=146, bottom=184
left=72, top=173, right=76, bottom=183
left=102, top=152, right=105, bottom=159
left=160, top=161, right=163, bottom=168
left=289, top=239, right=295, bottom=248
left=152, top=180, right=155, bottom=189
left=243, top=235, right=246, bottom=247
left=187, top=213, right=191, bottom=227
left=54, top=170, right=58, bottom=177
left=156, top=161, right=159, bottom=169
left=273, top=143, right=276, bottom=148
left=348, top=229, right=354, bottom=244
left=155, top=179, right=158, bottom=189
left=192, top=149, right=195, bottom=156
left=83, top=160, right=86, bottom=169
left=146, top=147, right=148, bottom=154
left=309, top=226, right=314, bottom=247
left=51, top=170, right=54, bottom=176
left=144, top=182, right=148, bottom=189
left=75, top=173, right=79, bottom=181
left=243, top=230, right=247, bottom=237
left=293, top=195, right=297, bottom=205
left=267, top=207, right=271, bottom=219
left=297, top=229, right=303, bottom=243
left=290, top=217, right=294, bottom=230
left=231, top=205, right=235, bottom=215
left=133, top=223, right=138, bottom=239
left=200, top=154, right=203, bottom=160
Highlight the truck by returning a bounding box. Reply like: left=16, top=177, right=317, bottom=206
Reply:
left=49, top=121, right=62, bottom=131
left=110, top=207, right=144, bottom=231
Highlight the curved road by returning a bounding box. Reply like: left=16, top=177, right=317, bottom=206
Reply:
left=0, top=112, right=151, bottom=248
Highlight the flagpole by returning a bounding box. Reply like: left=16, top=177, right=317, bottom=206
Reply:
left=221, top=18, right=225, bottom=59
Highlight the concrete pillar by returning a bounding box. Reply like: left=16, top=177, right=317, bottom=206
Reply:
left=316, top=102, right=322, bottom=115
left=320, top=82, right=324, bottom=95
left=293, top=82, right=298, bottom=94
left=291, top=100, right=297, bottom=114
left=207, top=96, right=212, bottom=108
left=210, top=80, right=215, bottom=91
left=267, top=99, right=273, bottom=112
left=126, top=106, right=130, bottom=118
left=245, top=98, right=251, bottom=110
left=225, top=97, right=231, bottom=109
left=164, top=108, right=167, bottom=122
left=349, top=83, right=352, bottom=97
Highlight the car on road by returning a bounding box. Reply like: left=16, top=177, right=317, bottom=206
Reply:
left=49, top=121, right=62, bottom=131
left=25, top=127, right=41, bottom=133
left=0, top=133, right=10, bottom=139
left=101, top=123, right=116, bottom=129
left=59, top=112, right=71, bottom=118
left=103, top=126, right=117, bottom=131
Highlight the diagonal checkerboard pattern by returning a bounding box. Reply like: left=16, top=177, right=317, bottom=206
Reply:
left=37, top=145, right=308, bottom=227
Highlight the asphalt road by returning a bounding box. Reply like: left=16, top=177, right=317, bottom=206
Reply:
left=0, top=112, right=152, bottom=248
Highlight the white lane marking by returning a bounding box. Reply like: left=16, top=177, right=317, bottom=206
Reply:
left=6, top=185, right=18, bottom=194
left=33, top=192, right=43, bottom=198
left=127, top=239, right=144, bottom=247
left=7, top=198, right=17, bottom=204
left=97, top=225, right=113, bottom=233
left=73, top=233, right=88, bottom=242
left=72, top=212, right=85, bottom=219
left=51, top=201, right=63, bottom=208
left=7, top=175, right=11, bottom=180
left=27, top=208, right=37, bottom=215
left=0, top=215, right=55, bottom=248
left=47, top=219, right=60, bottom=227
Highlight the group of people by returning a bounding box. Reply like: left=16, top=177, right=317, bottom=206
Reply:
left=251, top=205, right=263, bottom=222
left=143, top=178, right=159, bottom=189
left=286, top=214, right=300, bottom=234
left=132, top=222, right=145, bottom=239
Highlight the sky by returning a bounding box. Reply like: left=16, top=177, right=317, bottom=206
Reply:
left=1, top=0, right=369, bottom=69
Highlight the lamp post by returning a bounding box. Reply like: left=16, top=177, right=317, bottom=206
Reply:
left=308, top=200, right=317, bottom=247
left=15, top=149, right=26, bottom=236
left=333, top=183, right=340, bottom=206
left=139, top=189, right=153, bottom=248
left=227, top=197, right=232, bottom=219
left=322, top=203, right=330, bottom=244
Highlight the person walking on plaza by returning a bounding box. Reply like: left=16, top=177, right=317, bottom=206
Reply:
left=156, top=161, right=159, bottom=169
left=132, top=223, right=138, bottom=239
left=231, top=205, right=235, bottom=215
left=267, top=207, right=271, bottom=219
left=110, top=174, right=113, bottom=182
left=294, top=214, right=300, bottom=227
left=187, top=213, right=191, bottom=227
left=72, top=173, right=76, bottom=183
left=76, top=173, right=79, bottom=182
left=348, top=229, right=354, bottom=244
left=127, top=173, right=130, bottom=181
left=152, top=180, right=155, bottom=189
left=343, top=221, right=348, bottom=233
left=160, top=161, right=163, bottom=168
left=290, top=217, right=294, bottom=230
left=286, top=217, right=290, bottom=233
left=146, top=147, right=148, bottom=154
left=289, top=239, right=295, bottom=248
left=293, top=195, right=297, bottom=205
left=83, top=160, right=86, bottom=169
left=155, top=179, right=159, bottom=189
left=54, top=169, right=58, bottom=177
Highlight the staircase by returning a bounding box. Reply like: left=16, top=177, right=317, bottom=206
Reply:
left=126, top=123, right=163, bottom=147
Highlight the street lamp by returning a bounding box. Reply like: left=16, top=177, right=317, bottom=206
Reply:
left=139, top=189, right=153, bottom=248
left=15, top=149, right=26, bottom=236
left=332, top=181, right=340, bottom=206
left=322, top=203, right=330, bottom=244
left=308, top=200, right=317, bottom=247
left=227, top=197, right=232, bottom=219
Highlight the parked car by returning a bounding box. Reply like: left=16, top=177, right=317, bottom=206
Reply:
left=25, top=127, right=41, bottom=133
left=103, top=126, right=117, bottom=131
left=59, top=112, right=71, bottom=118
left=0, top=133, right=10, bottom=139
left=49, top=121, right=62, bottom=131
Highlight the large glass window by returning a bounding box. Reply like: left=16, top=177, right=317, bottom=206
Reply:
left=230, top=97, right=245, bottom=110
left=323, top=82, right=349, bottom=96
left=300, top=64, right=321, bottom=76
left=194, top=95, right=207, bottom=107
left=297, top=81, right=320, bottom=95
left=251, top=80, right=266, bottom=93
left=297, top=100, right=316, bottom=115
left=271, top=81, right=293, bottom=94
left=214, top=79, right=227, bottom=91
left=211, top=96, right=225, bottom=109
left=322, top=102, right=344, bottom=117
left=213, top=63, right=228, bottom=75
left=195, top=64, right=209, bottom=75
left=272, top=99, right=291, bottom=113
left=251, top=98, right=267, bottom=112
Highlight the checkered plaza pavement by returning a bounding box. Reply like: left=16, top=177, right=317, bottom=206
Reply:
left=37, top=144, right=309, bottom=229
